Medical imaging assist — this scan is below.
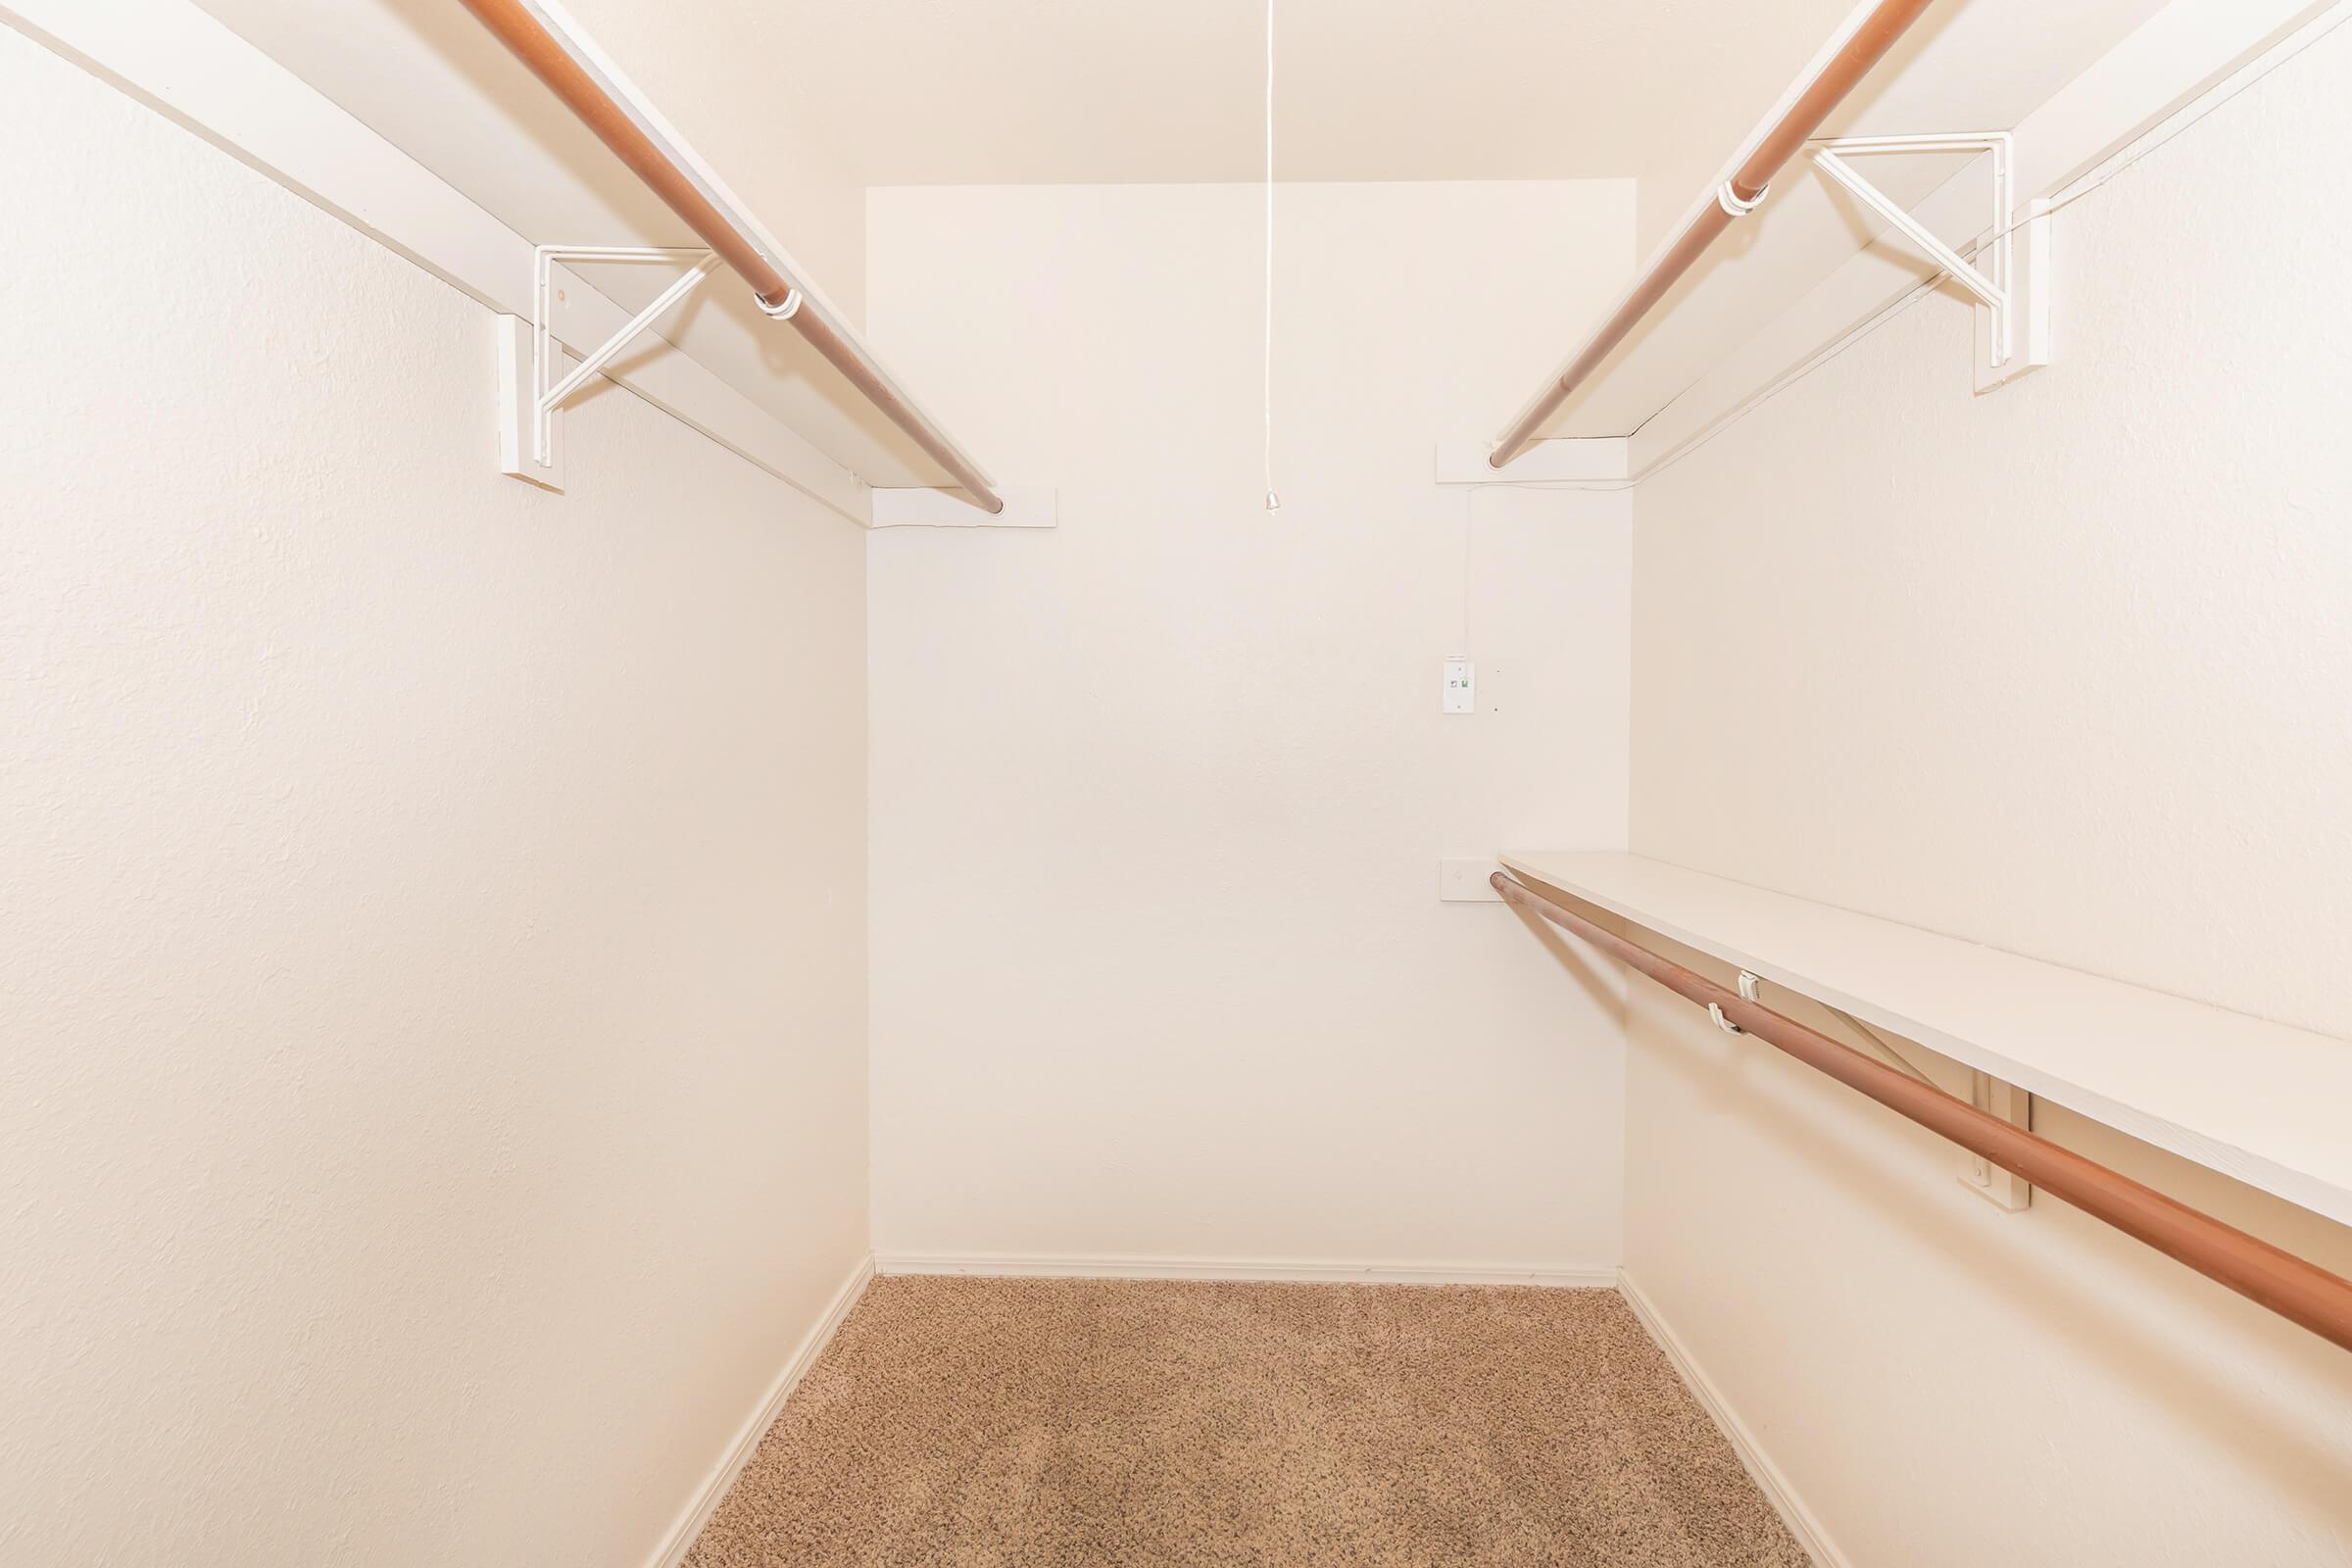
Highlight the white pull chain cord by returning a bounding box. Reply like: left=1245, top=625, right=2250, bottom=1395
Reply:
left=1262, top=0, right=1280, bottom=512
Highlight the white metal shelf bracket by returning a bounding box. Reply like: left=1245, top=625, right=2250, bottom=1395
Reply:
left=1811, top=133, right=2053, bottom=392
left=498, top=246, right=724, bottom=491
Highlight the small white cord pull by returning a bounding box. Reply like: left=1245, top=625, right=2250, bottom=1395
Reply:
left=1260, top=0, right=1280, bottom=513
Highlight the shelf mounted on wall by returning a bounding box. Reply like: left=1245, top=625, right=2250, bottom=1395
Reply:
left=1491, top=856, right=2352, bottom=1357
left=465, top=0, right=1025, bottom=520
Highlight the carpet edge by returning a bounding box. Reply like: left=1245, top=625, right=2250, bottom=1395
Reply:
left=872, top=1252, right=1617, bottom=1288
left=646, top=1250, right=877, bottom=1568
left=1614, top=1266, right=1849, bottom=1568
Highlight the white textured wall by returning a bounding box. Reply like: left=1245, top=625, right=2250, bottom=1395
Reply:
left=1627, top=25, right=2352, bottom=1566
left=0, top=34, right=867, bottom=1568
left=863, top=181, right=1635, bottom=1274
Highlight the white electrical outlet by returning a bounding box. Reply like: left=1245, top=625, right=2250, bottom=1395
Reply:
left=1443, top=657, right=1476, bottom=714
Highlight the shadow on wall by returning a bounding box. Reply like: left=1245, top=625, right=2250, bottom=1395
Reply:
left=1506, top=900, right=1626, bottom=1022
left=1600, top=933, right=2352, bottom=1527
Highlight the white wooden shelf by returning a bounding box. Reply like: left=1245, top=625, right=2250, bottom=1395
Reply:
left=1501, top=851, right=2352, bottom=1229
left=1524, top=0, right=2328, bottom=481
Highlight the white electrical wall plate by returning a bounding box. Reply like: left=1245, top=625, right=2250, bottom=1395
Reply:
left=1442, top=657, right=1476, bottom=714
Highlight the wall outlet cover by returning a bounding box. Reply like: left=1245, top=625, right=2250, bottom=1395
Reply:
left=1443, top=657, right=1476, bottom=714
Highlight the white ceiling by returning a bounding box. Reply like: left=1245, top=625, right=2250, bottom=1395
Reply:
left=642, top=0, right=1867, bottom=190
left=190, top=0, right=1924, bottom=201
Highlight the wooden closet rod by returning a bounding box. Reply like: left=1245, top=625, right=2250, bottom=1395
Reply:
left=1488, top=0, right=1939, bottom=468
left=459, top=0, right=1006, bottom=514
left=1492, top=871, right=2352, bottom=1354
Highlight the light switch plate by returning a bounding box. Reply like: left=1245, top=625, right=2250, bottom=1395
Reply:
left=1440, top=859, right=1504, bottom=902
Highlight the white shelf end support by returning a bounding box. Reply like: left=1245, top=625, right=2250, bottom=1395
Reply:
left=1962, top=1071, right=2034, bottom=1211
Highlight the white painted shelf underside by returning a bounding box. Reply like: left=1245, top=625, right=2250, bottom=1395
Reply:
left=1500, top=850, right=2352, bottom=1229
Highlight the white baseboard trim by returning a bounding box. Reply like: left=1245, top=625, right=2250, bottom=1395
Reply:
left=873, top=1251, right=1616, bottom=1289
left=645, top=1251, right=875, bottom=1568
left=1615, top=1268, right=1848, bottom=1568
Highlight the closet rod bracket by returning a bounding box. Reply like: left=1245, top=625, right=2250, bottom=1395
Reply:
left=1710, top=971, right=1766, bottom=1034
left=498, top=246, right=721, bottom=492
left=1810, top=133, right=2053, bottom=393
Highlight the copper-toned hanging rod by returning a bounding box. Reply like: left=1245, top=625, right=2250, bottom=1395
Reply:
left=459, top=0, right=1005, bottom=514
left=1488, top=0, right=1940, bottom=469
left=1492, top=871, right=2352, bottom=1354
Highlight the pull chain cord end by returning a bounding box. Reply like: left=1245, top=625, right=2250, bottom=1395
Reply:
left=1260, top=0, right=1280, bottom=514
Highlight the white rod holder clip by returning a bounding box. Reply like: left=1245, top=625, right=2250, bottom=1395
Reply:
left=1711, top=971, right=1765, bottom=1034
left=1715, top=180, right=1770, bottom=219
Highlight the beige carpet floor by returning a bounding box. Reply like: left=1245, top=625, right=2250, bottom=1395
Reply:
left=683, top=1275, right=1810, bottom=1567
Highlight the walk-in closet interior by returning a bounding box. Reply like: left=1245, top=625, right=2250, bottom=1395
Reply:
left=6, top=1, right=2351, bottom=1563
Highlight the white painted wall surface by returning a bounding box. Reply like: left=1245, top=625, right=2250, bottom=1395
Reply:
left=864, top=181, right=1636, bottom=1274
left=1627, top=24, right=2352, bottom=1566
left=0, top=34, right=867, bottom=1568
